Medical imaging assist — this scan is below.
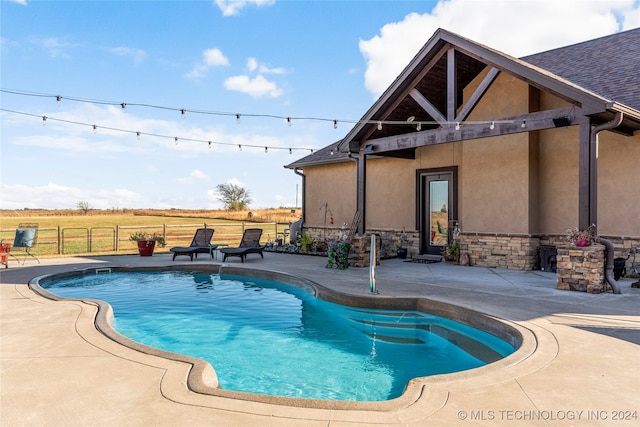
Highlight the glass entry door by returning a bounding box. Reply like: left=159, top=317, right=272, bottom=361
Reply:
left=419, top=169, right=456, bottom=255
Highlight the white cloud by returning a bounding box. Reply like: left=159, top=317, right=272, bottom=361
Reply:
left=215, top=0, right=275, bottom=16
left=246, top=57, right=286, bottom=74
left=37, top=37, right=74, bottom=58
left=185, top=47, right=230, bottom=80
left=0, top=182, right=146, bottom=210
left=178, top=169, right=210, bottom=184
left=8, top=0, right=27, bottom=5
left=223, top=74, right=283, bottom=98
left=359, top=0, right=640, bottom=97
left=109, top=46, right=148, bottom=64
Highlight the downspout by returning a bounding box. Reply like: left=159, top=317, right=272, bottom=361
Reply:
left=591, top=111, right=623, bottom=294
left=596, top=237, right=621, bottom=294
left=294, top=168, right=305, bottom=226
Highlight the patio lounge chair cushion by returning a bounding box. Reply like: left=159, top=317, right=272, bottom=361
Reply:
left=170, top=228, right=215, bottom=261
left=221, top=229, right=265, bottom=263
left=13, top=228, right=36, bottom=248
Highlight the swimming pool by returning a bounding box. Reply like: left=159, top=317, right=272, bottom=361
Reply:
left=33, top=266, right=520, bottom=403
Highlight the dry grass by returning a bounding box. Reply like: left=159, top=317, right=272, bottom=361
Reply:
left=0, top=208, right=302, bottom=257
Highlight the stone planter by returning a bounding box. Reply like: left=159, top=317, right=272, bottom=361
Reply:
left=556, top=244, right=607, bottom=293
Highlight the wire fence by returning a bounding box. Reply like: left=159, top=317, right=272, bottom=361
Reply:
left=0, top=222, right=290, bottom=257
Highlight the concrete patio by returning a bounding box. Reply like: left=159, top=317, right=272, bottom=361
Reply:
left=1, top=252, right=638, bottom=426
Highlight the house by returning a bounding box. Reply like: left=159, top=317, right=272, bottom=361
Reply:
left=285, top=28, right=640, bottom=271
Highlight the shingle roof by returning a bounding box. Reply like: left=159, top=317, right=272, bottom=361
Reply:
left=523, top=28, right=640, bottom=111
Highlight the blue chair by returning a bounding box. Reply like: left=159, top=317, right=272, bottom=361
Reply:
left=10, top=223, right=40, bottom=265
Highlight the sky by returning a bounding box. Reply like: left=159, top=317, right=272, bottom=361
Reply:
left=1, top=0, right=639, bottom=210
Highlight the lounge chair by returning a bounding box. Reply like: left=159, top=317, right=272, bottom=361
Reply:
left=220, top=228, right=265, bottom=262
left=169, top=228, right=216, bottom=261
left=9, top=223, right=40, bottom=265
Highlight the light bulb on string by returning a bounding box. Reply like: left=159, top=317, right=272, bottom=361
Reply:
left=208, top=141, right=212, bottom=149
left=174, top=137, right=179, bottom=145
left=42, top=116, right=47, bottom=126
left=56, top=96, right=62, bottom=107
left=93, top=124, right=97, bottom=134
left=289, top=148, right=292, bottom=154
left=238, top=144, right=242, bottom=151
left=181, top=109, right=186, bottom=119
left=333, top=120, right=338, bottom=129
left=416, top=122, right=422, bottom=131
left=455, top=122, right=460, bottom=131
left=377, top=121, right=382, bottom=131
left=265, top=146, right=268, bottom=153
left=236, top=114, right=241, bottom=124
left=490, top=121, right=495, bottom=130
left=121, top=103, right=126, bottom=110
left=521, top=120, right=526, bottom=128
left=286, top=117, right=292, bottom=127
left=136, top=131, right=141, bottom=140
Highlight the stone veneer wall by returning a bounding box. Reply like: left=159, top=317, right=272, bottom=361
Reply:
left=460, top=233, right=539, bottom=270
left=556, top=244, right=607, bottom=293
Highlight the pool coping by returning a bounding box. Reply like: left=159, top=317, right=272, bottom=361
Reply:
left=29, top=264, right=539, bottom=413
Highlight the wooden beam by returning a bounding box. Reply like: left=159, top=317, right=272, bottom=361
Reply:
left=409, top=89, right=446, bottom=124
left=447, top=48, right=456, bottom=121
left=578, top=117, right=592, bottom=230
left=455, top=67, right=500, bottom=122
left=362, top=107, right=579, bottom=154
left=359, top=44, right=451, bottom=144
left=356, top=153, right=366, bottom=235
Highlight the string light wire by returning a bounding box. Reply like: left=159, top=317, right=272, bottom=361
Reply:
left=0, top=108, right=316, bottom=153
left=1, top=88, right=518, bottom=129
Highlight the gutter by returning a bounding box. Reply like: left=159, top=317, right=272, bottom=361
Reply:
left=591, top=111, right=624, bottom=294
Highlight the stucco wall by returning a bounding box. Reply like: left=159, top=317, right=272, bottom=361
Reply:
left=461, top=73, right=531, bottom=233
left=302, top=162, right=356, bottom=229
left=598, top=130, right=640, bottom=236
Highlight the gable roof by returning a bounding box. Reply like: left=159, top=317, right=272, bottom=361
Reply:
left=286, top=28, right=640, bottom=169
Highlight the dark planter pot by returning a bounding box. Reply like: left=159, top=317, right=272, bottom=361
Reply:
left=397, top=248, right=408, bottom=259
left=137, top=240, right=156, bottom=256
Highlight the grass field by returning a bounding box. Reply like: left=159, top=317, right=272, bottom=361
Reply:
left=0, top=208, right=301, bottom=258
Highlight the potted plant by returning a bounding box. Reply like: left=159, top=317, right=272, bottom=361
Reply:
left=396, top=227, right=408, bottom=259
left=299, top=232, right=314, bottom=253
left=129, top=231, right=166, bottom=256
left=443, top=240, right=460, bottom=263
left=565, top=224, right=596, bottom=247
left=326, top=239, right=350, bottom=269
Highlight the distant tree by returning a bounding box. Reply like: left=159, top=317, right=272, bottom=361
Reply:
left=215, top=183, right=251, bottom=210
left=76, top=201, right=91, bottom=215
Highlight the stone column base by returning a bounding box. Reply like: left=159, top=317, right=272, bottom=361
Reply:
left=556, top=244, right=607, bottom=293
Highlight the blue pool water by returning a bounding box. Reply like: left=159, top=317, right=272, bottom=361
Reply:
left=42, top=270, right=515, bottom=401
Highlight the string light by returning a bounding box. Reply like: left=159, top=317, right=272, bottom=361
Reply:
left=490, top=121, right=495, bottom=130
left=416, top=122, right=422, bottom=131
left=208, top=141, right=212, bottom=149
left=3, top=107, right=317, bottom=154
left=93, top=124, right=97, bottom=134
left=455, top=122, right=460, bottom=131
left=56, top=95, right=61, bottom=106
left=2, top=89, right=524, bottom=131
left=521, top=120, right=527, bottom=128
left=265, top=146, right=268, bottom=153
